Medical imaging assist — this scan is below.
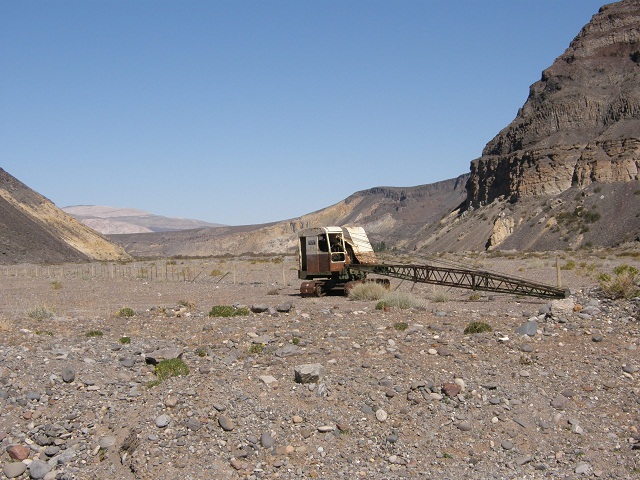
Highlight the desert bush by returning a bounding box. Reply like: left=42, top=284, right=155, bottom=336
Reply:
left=469, top=293, right=481, bottom=301
left=599, top=265, right=640, bottom=299
left=208, top=305, right=250, bottom=317
left=209, top=269, right=224, bottom=277
left=393, top=322, right=409, bottom=331
left=117, top=307, right=136, bottom=318
left=86, top=330, right=103, bottom=337
left=154, top=358, right=189, bottom=381
left=432, top=288, right=450, bottom=303
left=119, top=336, right=131, bottom=344
left=51, top=280, right=62, bottom=290
left=248, top=343, right=265, bottom=354
left=380, top=291, right=425, bottom=310
left=27, top=305, right=55, bottom=320
left=561, top=260, right=576, bottom=270
left=347, top=282, right=388, bottom=301
left=464, top=322, right=492, bottom=334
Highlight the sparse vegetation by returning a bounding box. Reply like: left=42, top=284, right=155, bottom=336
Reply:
left=561, top=260, right=576, bottom=270
left=209, top=269, right=224, bottom=277
left=267, top=288, right=280, bottom=295
left=432, top=288, right=450, bottom=303
left=195, top=347, right=208, bottom=357
left=393, top=321, right=409, bottom=331
left=117, top=307, right=136, bottom=318
left=208, top=305, right=250, bottom=317
left=469, top=292, right=481, bottom=301
left=35, top=330, right=53, bottom=336
left=154, top=358, right=189, bottom=381
left=51, top=280, right=62, bottom=290
left=86, top=330, right=103, bottom=338
left=347, top=282, right=388, bottom=301
left=464, top=321, right=492, bottom=334
left=248, top=343, right=265, bottom=354
left=380, top=291, right=425, bottom=310
left=178, top=300, right=196, bottom=310
left=599, top=265, right=640, bottom=299
left=119, top=336, right=131, bottom=344
left=27, top=305, right=55, bottom=320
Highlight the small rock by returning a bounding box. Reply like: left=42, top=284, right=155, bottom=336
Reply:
left=219, top=414, right=235, bottom=431
left=317, top=425, right=335, bottom=432
left=515, top=455, right=533, bottom=466
left=575, top=462, right=590, bottom=474
left=3, top=462, right=27, bottom=479
left=442, top=382, right=461, bottom=397
left=375, top=409, right=388, bottom=422
left=155, top=414, right=171, bottom=428
left=457, top=421, right=472, bottom=431
left=294, top=363, right=324, bottom=384
left=550, top=395, right=569, bottom=410
left=261, top=432, right=275, bottom=448
left=61, top=365, right=76, bottom=383
left=501, top=440, right=514, bottom=450
left=515, top=320, right=538, bottom=337
left=98, top=436, right=117, bottom=449
left=7, top=445, right=30, bottom=461
left=28, top=459, right=51, bottom=480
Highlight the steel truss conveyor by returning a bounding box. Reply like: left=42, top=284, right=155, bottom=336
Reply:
left=351, top=263, right=569, bottom=299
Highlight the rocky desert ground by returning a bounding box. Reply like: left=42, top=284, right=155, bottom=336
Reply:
left=0, top=251, right=639, bottom=479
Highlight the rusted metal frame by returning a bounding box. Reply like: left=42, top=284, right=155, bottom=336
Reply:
left=353, top=264, right=566, bottom=299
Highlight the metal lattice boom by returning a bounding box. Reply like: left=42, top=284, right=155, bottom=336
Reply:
left=352, top=264, right=568, bottom=299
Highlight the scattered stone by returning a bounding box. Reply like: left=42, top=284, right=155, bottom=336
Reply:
left=145, top=347, right=182, bottom=365
left=8, top=445, right=30, bottom=461
left=61, top=365, right=76, bottom=383
left=575, top=462, right=590, bottom=474
left=515, top=320, right=538, bottom=337
left=218, top=415, right=235, bottom=431
left=294, top=363, right=324, bottom=384
left=275, top=303, right=292, bottom=313
left=251, top=304, right=269, bottom=313
left=501, top=440, right=514, bottom=450
left=515, top=455, right=533, bottom=466
left=3, top=462, right=27, bottom=479
left=456, top=421, right=472, bottom=431
left=155, top=414, right=171, bottom=428
left=28, top=459, right=51, bottom=480
left=260, top=432, right=275, bottom=448
left=375, top=409, right=388, bottom=422
left=317, top=425, right=335, bottom=433
left=551, top=395, right=569, bottom=410
left=442, top=382, right=461, bottom=397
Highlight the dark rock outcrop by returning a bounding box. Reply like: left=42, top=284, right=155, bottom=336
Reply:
left=467, top=0, right=640, bottom=208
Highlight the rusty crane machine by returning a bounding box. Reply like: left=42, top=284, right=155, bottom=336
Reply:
left=297, top=226, right=568, bottom=299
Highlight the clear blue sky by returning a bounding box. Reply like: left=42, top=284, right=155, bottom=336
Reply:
left=2, top=0, right=605, bottom=226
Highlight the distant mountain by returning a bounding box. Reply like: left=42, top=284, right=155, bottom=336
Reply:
left=112, top=1, right=640, bottom=257
left=62, top=205, right=223, bottom=235
left=0, top=168, right=130, bottom=264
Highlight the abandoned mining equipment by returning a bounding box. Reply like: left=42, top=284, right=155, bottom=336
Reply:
left=297, top=226, right=569, bottom=299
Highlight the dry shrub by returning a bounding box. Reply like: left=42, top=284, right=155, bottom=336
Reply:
left=347, top=282, right=388, bottom=301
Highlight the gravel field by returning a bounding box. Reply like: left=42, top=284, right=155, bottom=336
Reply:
left=0, top=253, right=639, bottom=479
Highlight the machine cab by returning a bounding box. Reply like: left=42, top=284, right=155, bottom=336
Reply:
left=298, top=227, right=347, bottom=280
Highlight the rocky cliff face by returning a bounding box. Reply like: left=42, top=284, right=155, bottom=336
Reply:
left=467, top=0, right=640, bottom=207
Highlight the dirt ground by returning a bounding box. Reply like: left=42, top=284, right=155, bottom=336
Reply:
left=0, top=251, right=639, bottom=479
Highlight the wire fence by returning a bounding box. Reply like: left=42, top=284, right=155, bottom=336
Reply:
left=1, top=257, right=298, bottom=285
